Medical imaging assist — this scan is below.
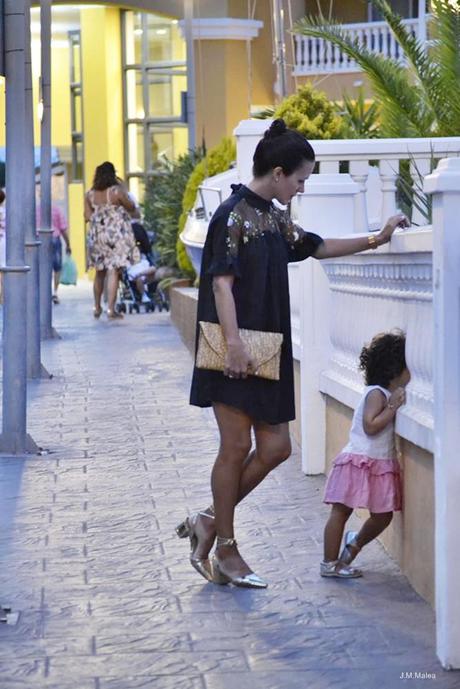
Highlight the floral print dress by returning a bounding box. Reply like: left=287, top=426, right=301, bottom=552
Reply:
left=86, top=186, right=139, bottom=270
left=190, top=184, right=324, bottom=425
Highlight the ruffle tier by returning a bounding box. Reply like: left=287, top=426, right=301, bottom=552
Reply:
left=324, top=452, right=402, bottom=513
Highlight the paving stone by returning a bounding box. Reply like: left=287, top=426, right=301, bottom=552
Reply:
left=0, top=284, right=456, bottom=688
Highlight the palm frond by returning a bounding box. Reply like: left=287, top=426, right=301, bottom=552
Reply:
left=371, top=0, right=460, bottom=136
left=294, top=16, right=432, bottom=136
left=429, top=0, right=460, bottom=134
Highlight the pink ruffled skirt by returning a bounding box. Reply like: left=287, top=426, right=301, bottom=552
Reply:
left=324, top=452, right=402, bottom=513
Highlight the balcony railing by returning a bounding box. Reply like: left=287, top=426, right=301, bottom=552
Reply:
left=293, top=17, right=424, bottom=75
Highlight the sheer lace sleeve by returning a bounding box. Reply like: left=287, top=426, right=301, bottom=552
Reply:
left=275, top=207, right=323, bottom=262
left=206, top=207, right=243, bottom=277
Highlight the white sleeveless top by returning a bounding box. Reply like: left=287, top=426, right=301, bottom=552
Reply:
left=342, top=385, right=396, bottom=460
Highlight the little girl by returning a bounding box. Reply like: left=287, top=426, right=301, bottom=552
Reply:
left=321, top=331, right=410, bottom=578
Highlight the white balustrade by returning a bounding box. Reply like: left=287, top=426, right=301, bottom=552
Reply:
left=319, top=232, right=434, bottom=454
left=234, top=119, right=460, bottom=230
left=293, top=17, right=422, bottom=75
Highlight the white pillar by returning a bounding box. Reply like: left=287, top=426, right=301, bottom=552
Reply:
left=424, top=157, right=460, bottom=670
left=295, top=174, right=360, bottom=474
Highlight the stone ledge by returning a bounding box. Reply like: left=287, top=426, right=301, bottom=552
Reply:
left=170, top=286, right=198, bottom=356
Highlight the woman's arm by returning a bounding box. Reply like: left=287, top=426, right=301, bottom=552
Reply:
left=83, top=194, right=93, bottom=222
left=314, top=214, right=409, bottom=259
left=114, top=186, right=136, bottom=214
left=212, top=275, right=254, bottom=379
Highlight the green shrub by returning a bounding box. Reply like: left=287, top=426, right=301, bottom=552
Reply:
left=274, top=83, right=347, bottom=139
left=177, top=136, right=236, bottom=277
left=143, top=149, right=204, bottom=272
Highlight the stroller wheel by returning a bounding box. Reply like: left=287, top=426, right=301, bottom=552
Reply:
left=119, top=303, right=127, bottom=314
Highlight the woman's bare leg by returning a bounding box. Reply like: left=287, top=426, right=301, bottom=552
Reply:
left=93, top=269, right=106, bottom=311
left=323, top=503, right=353, bottom=561
left=194, top=418, right=292, bottom=563
left=211, top=403, right=254, bottom=577
left=107, top=268, right=120, bottom=313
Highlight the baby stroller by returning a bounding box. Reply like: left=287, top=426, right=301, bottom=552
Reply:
left=116, top=223, right=170, bottom=315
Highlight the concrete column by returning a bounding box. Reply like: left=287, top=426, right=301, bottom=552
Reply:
left=39, top=0, right=57, bottom=340
left=424, top=157, right=460, bottom=669
left=24, top=1, right=49, bottom=375
left=0, top=0, right=38, bottom=455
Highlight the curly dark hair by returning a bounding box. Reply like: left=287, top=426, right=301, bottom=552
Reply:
left=92, top=161, right=118, bottom=191
left=359, top=330, right=407, bottom=388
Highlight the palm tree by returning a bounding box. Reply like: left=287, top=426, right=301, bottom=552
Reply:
left=294, top=0, right=460, bottom=137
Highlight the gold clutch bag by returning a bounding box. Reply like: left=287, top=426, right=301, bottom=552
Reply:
left=196, top=321, right=284, bottom=381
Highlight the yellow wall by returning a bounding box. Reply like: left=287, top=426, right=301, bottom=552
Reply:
left=68, top=182, right=86, bottom=276
left=81, top=7, right=124, bottom=186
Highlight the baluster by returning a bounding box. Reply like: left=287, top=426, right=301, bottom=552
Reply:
left=350, top=160, right=370, bottom=233
left=295, top=35, right=302, bottom=73
left=317, top=38, right=325, bottom=71
left=332, top=42, right=340, bottom=70
left=379, top=159, right=399, bottom=224
left=372, top=26, right=379, bottom=55
left=410, top=158, right=432, bottom=227
left=389, top=31, right=397, bottom=60
left=324, top=39, right=332, bottom=71
left=364, top=27, right=371, bottom=51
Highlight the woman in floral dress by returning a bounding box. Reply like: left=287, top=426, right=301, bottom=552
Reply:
left=85, top=162, right=139, bottom=319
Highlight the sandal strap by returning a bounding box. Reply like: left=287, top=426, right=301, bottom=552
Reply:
left=216, top=536, right=237, bottom=548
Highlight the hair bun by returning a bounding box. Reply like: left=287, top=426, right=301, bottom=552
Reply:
left=264, top=118, right=287, bottom=139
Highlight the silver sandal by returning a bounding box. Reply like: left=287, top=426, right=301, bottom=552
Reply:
left=320, top=559, right=363, bottom=578
left=338, top=530, right=361, bottom=566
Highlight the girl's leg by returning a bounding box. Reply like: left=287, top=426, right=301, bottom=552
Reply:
left=323, top=503, right=353, bottom=561
left=356, top=511, right=393, bottom=549
left=211, top=403, right=254, bottom=578
left=93, top=269, right=106, bottom=311
left=340, top=511, right=393, bottom=564
left=107, top=268, right=121, bottom=313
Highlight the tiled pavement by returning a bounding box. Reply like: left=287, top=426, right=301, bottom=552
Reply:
left=0, top=283, right=458, bottom=689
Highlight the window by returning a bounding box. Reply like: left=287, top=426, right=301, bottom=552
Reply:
left=69, top=30, right=84, bottom=183
left=368, top=0, right=428, bottom=20
left=122, top=11, right=188, bottom=197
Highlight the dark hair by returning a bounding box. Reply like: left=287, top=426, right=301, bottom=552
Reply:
left=252, top=118, right=315, bottom=178
left=92, top=161, right=118, bottom=191
left=359, top=330, right=407, bottom=388
left=0, top=189, right=5, bottom=204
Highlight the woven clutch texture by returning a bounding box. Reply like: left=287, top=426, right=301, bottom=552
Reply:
left=196, top=321, right=283, bottom=381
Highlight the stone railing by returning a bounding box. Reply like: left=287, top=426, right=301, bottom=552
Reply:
left=293, top=17, right=424, bottom=75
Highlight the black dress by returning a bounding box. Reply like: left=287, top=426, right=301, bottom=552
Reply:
left=190, top=184, right=323, bottom=424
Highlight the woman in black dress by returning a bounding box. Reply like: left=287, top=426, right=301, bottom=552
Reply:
left=177, top=119, right=408, bottom=588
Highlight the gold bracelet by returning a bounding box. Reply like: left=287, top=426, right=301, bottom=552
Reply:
left=368, top=234, right=378, bottom=250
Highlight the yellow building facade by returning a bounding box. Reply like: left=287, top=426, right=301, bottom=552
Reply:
left=0, top=0, right=424, bottom=276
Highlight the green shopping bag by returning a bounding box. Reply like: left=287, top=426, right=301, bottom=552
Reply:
left=60, top=255, right=78, bottom=285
